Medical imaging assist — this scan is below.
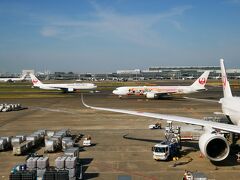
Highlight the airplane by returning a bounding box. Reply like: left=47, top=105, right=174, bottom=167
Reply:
left=112, top=71, right=210, bottom=99
left=29, top=73, right=97, bottom=93
left=0, top=74, right=27, bottom=82
left=82, top=59, right=240, bottom=162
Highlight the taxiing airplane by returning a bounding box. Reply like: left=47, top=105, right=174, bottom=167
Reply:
left=82, top=59, right=240, bottom=162
left=30, top=74, right=97, bottom=93
left=113, top=71, right=210, bottom=99
left=0, top=74, right=27, bottom=82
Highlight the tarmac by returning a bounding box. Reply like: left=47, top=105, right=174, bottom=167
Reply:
left=1, top=82, right=240, bottom=180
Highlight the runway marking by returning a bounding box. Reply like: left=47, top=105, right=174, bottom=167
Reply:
left=183, top=96, right=218, bottom=103
left=29, top=106, right=76, bottom=114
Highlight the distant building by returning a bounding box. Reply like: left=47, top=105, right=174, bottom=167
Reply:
left=22, top=69, right=34, bottom=75
left=117, top=69, right=141, bottom=74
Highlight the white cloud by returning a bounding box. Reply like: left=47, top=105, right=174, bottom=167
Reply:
left=40, top=26, right=58, bottom=37
left=37, top=3, right=192, bottom=47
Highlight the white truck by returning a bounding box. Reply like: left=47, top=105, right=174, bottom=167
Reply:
left=152, top=121, right=181, bottom=161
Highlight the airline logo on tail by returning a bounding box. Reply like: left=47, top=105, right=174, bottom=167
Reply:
left=222, top=76, right=227, bottom=88
left=198, top=78, right=206, bottom=85
left=32, top=78, right=39, bottom=84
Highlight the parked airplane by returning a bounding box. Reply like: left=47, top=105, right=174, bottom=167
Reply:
left=82, top=59, right=240, bottom=162
left=112, top=71, right=210, bottom=99
left=30, top=74, right=97, bottom=93
left=0, top=74, right=27, bottom=82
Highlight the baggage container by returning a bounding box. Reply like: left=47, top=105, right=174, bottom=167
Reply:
left=16, top=135, right=26, bottom=142
left=37, top=157, right=49, bottom=169
left=45, top=138, right=59, bottom=152
left=67, top=168, right=76, bottom=178
left=0, top=138, right=7, bottom=150
left=37, top=168, right=46, bottom=177
left=65, top=157, right=77, bottom=169
left=46, top=130, right=55, bottom=137
left=64, top=147, right=79, bottom=158
left=55, top=156, right=67, bottom=169
left=27, top=157, right=39, bottom=170
left=26, top=136, right=37, bottom=146
left=13, top=142, right=28, bottom=155
left=11, top=137, right=22, bottom=147
left=62, top=138, right=74, bottom=151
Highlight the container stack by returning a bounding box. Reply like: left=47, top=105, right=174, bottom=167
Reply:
left=44, top=129, right=71, bottom=152
left=27, top=157, right=39, bottom=171
left=55, top=156, right=76, bottom=179
left=37, top=157, right=49, bottom=178
left=62, top=137, right=74, bottom=151
left=45, top=137, right=60, bottom=152
left=0, top=136, right=12, bottom=151
left=0, top=103, right=24, bottom=112
left=55, top=156, right=66, bottom=170
left=11, top=137, right=23, bottom=147
left=64, top=147, right=79, bottom=158
left=12, top=141, right=33, bottom=155
left=65, top=157, right=77, bottom=179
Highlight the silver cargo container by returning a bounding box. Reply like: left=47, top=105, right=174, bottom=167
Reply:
left=46, top=130, right=55, bottom=137
left=11, top=137, right=22, bottom=147
left=27, top=157, right=39, bottom=170
left=37, top=157, right=49, bottom=169
left=37, top=168, right=46, bottom=177
left=64, top=147, right=79, bottom=158
left=1, top=136, right=12, bottom=144
left=13, top=143, right=27, bottom=155
left=65, top=157, right=77, bottom=169
left=45, top=138, right=59, bottom=152
left=62, top=137, right=74, bottom=151
left=67, top=168, right=76, bottom=178
left=26, top=136, right=37, bottom=146
left=0, top=138, right=7, bottom=150
left=0, top=136, right=12, bottom=150
left=16, top=135, right=26, bottom=142
left=55, top=156, right=67, bottom=169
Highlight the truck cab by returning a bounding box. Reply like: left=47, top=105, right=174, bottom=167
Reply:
left=152, top=143, right=169, bottom=161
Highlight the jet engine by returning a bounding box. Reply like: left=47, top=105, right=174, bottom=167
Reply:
left=199, top=132, right=229, bottom=161
left=67, top=88, right=74, bottom=92
left=145, top=92, right=158, bottom=99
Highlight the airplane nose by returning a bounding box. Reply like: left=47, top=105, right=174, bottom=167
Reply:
left=112, top=90, right=119, bottom=95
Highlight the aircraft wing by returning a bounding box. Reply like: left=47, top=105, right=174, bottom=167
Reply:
left=82, top=96, right=240, bottom=134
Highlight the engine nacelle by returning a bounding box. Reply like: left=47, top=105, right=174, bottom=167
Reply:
left=199, top=132, right=229, bottom=161
left=145, top=92, right=158, bottom=99
left=67, top=88, right=74, bottom=92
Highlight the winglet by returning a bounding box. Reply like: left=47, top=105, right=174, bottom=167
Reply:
left=220, top=59, right=232, bottom=98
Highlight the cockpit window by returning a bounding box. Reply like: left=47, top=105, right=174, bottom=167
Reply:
left=154, top=147, right=167, bottom=153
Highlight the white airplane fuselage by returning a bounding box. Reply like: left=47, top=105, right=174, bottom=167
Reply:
left=113, top=85, right=203, bottom=96
left=220, top=97, right=240, bottom=126
left=35, top=83, right=97, bottom=91
left=0, top=77, right=25, bottom=82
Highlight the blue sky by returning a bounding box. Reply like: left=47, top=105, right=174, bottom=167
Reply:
left=0, top=0, right=240, bottom=73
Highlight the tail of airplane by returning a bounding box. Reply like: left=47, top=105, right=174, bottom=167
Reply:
left=29, top=74, right=43, bottom=87
left=190, top=71, right=210, bottom=90
left=220, top=59, right=232, bottom=98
